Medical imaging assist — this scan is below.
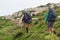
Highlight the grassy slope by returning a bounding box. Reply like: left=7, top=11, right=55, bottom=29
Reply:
left=0, top=8, right=60, bottom=40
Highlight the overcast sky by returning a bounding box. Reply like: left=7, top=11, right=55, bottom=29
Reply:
left=0, top=0, right=60, bottom=16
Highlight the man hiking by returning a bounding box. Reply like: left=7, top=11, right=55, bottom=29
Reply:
left=46, top=3, right=56, bottom=34
left=22, top=10, right=32, bottom=33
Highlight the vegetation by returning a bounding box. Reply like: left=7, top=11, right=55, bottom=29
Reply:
left=0, top=8, right=60, bottom=40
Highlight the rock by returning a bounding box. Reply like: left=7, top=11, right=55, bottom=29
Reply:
left=57, top=15, right=60, bottom=18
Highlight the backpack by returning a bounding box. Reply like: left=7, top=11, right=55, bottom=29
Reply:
left=48, top=8, right=56, bottom=22
left=22, top=12, right=32, bottom=23
left=48, top=14, right=56, bottom=22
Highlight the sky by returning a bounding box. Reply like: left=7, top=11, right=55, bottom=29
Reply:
left=0, top=0, right=60, bottom=16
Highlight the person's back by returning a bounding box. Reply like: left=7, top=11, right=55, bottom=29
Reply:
left=48, top=8, right=56, bottom=22
left=46, top=4, right=56, bottom=34
left=22, top=12, right=32, bottom=23
left=22, top=11, right=32, bottom=33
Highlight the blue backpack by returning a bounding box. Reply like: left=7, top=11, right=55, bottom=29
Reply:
left=46, top=13, right=56, bottom=22
left=48, top=8, right=56, bottom=22
left=46, top=8, right=56, bottom=22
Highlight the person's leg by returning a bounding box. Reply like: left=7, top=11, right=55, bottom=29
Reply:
left=51, top=27, right=56, bottom=34
left=51, top=22, right=55, bottom=34
left=48, top=22, right=51, bottom=33
left=51, top=27, right=54, bottom=33
left=26, top=27, right=28, bottom=33
left=48, top=27, right=51, bottom=33
left=49, top=22, right=55, bottom=34
left=26, top=23, right=30, bottom=33
left=48, top=22, right=53, bottom=33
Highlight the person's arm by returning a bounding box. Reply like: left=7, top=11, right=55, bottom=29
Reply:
left=22, top=16, right=24, bottom=22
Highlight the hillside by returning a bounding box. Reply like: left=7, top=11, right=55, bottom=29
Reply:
left=0, top=6, right=60, bottom=40
left=0, top=8, right=60, bottom=40
left=1, top=3, right=60, bottom=20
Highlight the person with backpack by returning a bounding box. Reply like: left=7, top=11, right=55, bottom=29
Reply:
left=46, top=3, right=56, bottom=34
left=22, top=10, right=32, bottom=33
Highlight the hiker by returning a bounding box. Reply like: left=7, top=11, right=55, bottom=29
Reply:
left=22, top=10, right=32, bottom=33
left=46, top=3, right=56, bottom=34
